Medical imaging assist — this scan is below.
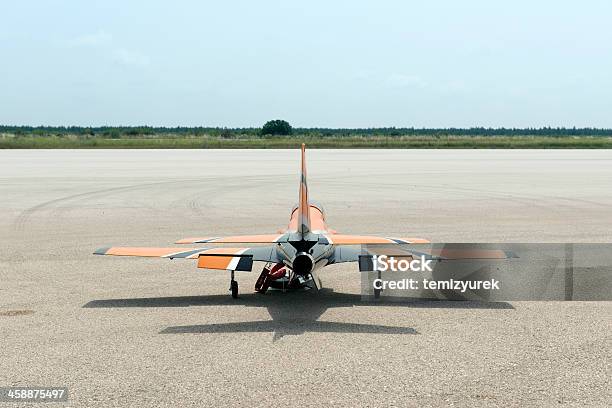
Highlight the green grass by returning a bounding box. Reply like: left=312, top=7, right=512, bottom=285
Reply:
left=2, top=134, right=612, bottom=149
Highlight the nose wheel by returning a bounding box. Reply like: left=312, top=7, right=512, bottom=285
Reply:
left=229, top=270, right=239, bottom=298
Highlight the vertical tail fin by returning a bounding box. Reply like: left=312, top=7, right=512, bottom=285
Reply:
left=298, top=143, right=311, bottom=237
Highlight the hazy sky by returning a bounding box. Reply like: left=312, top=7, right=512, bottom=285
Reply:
left=1, top=0, right=611, bottom=127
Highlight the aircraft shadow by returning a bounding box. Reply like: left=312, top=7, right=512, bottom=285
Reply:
left=160, top=320, right=417, bottom=337
left=84, top=289, right=513, bottom=339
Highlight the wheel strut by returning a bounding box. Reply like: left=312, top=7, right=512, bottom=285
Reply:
left=230, top=270, right=238, bottom=298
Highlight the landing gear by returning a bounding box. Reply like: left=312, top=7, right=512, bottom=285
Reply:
left=231, top=280, right=238, bottom=298
left=374, top=287, right=381, bottom=299
left=230, top=270, right=238, bottom=298
left=374, top=269, right=382, bottom=299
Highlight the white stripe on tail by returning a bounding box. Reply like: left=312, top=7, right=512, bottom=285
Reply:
left=297, top=143, right=311, bottom=237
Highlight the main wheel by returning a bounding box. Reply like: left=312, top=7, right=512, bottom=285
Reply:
left=231, top=280, right=239, bottom=298
left=374, top=288, right=381, bottom=299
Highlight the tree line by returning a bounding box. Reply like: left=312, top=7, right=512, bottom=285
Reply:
left=2, top=125, right=612, bottom=137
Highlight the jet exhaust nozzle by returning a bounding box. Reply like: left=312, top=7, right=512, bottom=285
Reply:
left=292, top=252, right=314, bottom=276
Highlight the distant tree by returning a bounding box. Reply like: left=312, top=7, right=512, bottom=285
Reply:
left=261, top=120, right=292, bottom=136
left=220, top=128, right=233, bottom=139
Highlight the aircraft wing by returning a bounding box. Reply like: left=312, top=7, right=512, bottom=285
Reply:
left=177, top=234, right=430, bottom=245
left=361, top=244, right=518, bottom=261
left=94, top=247, right=211, bottom=258
left=94, top=246, right=279, bottom=271
left=176, top=234, right=286, bottom=244
left=330, top=244, right=517, bottom=266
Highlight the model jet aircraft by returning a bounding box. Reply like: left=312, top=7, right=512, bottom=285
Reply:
left=95, top=144, right=508, bottom=298
left=95, top=144, right=432, bottom=297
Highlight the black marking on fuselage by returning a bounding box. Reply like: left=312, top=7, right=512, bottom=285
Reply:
left=289, top=239, right=317, bottom=253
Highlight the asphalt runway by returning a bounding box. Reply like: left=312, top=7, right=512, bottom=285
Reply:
left=1, top=149, right=611, bottom=407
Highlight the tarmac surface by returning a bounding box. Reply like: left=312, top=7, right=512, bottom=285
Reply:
left=0, top=149, right=611, bottom=407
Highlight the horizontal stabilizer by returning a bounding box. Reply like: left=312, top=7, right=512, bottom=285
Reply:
left=198, top=251, right=253, bottom=271
left=95, top=246, right=279, bottom=269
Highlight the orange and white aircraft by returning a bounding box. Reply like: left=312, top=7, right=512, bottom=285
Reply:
left=94, top=144, right=430, bottom=298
